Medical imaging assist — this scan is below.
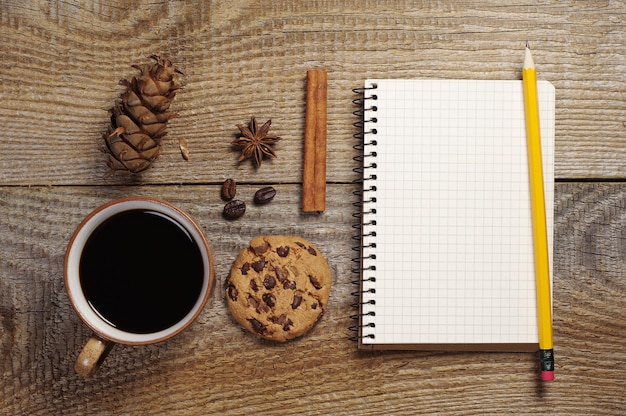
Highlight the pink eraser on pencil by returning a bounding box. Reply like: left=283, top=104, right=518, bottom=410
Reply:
left=541, top=370, right=555, bottom=381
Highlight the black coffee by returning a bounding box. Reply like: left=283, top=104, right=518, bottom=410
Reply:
left=79, top=209, right=204, bottom=334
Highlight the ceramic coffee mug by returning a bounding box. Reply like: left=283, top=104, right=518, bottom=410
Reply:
left=64, top=197, right=214, bottom=376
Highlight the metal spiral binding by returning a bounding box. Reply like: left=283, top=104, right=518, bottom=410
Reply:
left=349, top=83, right=378, bottom=343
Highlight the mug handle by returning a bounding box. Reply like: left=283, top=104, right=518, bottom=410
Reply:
left=74, top=334, right=114, bottom=377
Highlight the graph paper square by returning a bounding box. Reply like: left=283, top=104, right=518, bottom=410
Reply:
left=360, top=79, right=555, bottom=349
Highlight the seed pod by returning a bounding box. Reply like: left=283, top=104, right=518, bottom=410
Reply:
left=103, top=55, right=183, bottom=174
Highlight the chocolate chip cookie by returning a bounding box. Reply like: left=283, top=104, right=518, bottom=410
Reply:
left=226, top=236, right=331, bottom=342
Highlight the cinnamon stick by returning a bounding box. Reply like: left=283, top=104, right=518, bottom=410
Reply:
left=302, top=70, right=317, bottom=212
left=302, top=69, right=328, bottom=212
left=313, top=70, right=327, bottom=211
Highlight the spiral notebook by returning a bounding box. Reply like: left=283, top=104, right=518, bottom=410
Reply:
left=354, top=79, right=555, bottom=351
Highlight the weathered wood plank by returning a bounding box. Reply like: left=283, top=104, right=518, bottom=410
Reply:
left=0, top=1, right=624, bottom=185
left=0, top=183, right=625, bottom=414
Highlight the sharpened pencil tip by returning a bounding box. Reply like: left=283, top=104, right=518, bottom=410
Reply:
left=523, top=42, right=535, bottom=69
left=526, top=40, right=530, bottom=49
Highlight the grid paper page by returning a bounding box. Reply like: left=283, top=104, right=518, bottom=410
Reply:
left=360, top=79, right=555, bottom=348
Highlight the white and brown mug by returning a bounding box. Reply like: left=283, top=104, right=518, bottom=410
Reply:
left=64, top=197, right=214, bottom=376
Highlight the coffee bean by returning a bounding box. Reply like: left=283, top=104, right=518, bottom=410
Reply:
left=223, top=199, right=246, bottom=220
left=253, top=186, right=276, bottom=205
left=221, top=178, right=237, bottom=200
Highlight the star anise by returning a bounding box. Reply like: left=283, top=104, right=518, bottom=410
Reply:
left=232, top=117, right=282, bottom=167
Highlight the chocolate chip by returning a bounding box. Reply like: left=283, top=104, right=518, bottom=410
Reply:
left=275, top=266, right=288, bottom=283
left=291, top=293, right=303, bottom=309
left=248, top=318, right=266, bottom=334
left=283, top=280, right=296, bottom=290
left=262, top=293, right=276, bottom=308
left=252, top=242, right=269, bottom=255
left=250, top=279, right=259, bottom=292
left=247, top=295, right=259, bottom=309
left=263, top=275, right=276, bottom=289
left=248, top=295, right=269, bottom=313
left=296, top=242, right=305, bottom=249
left=227, top=284, right=238, bottom=301
left=311, top=303, right=318, bottom=309
left=251, top=260, right=266, bottom=273
left=277, top=246, right=290, bottom=257
left=307, top=246, right=317, bottom=256
left=309, top=275, right=323, bottom=290
left=283, top=319, right=294, bottom=332
left=274, top=314, right=287, bottom=325
left=240, top=262, right=250, bottom=275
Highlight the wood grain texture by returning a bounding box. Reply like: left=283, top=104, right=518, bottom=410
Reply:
left=0, top=1, right=624, bottom=184
left=1, top=0, right=625, bottom=415
left=1, top=183, right=625, bottom=414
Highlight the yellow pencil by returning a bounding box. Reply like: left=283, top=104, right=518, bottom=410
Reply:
left=522, top=41, right=554, bottom=382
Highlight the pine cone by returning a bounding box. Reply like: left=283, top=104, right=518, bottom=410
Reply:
left=103, top=55, right=182, bottom=174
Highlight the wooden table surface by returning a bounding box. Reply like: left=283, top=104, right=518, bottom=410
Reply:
left=1, top=1, right=625, bottom=414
